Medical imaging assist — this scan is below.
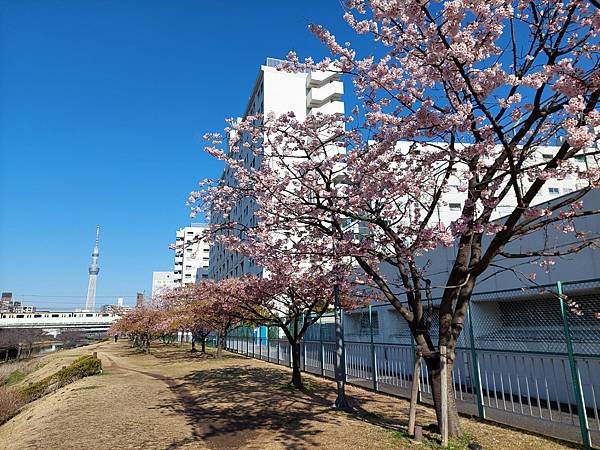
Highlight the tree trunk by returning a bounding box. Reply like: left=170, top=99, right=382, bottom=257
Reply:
left=424, top=354, right=460, bottom=438
left=191, top=336, right=197, bottom=352
left=291, top=340, right=303, bottom=388
left=201, top=336, right=206, bottom=353
left=180, top=331, right=184, bottom=347
left=216, top=331, right=225, bottom=358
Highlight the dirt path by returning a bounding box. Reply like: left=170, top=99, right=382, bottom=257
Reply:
left=0, top=342, right=575, bottom=450
left=0, top=343, right=198, bottom=449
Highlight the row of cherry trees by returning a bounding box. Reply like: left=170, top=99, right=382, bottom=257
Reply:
left=190, top=0, right=600, bottom=437
left=109, top=263, right=360, bottom=389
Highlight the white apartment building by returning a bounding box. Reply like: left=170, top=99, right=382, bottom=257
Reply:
left=151, top=271, right=177, bottom=298
left=209, top=58, right=344, bottom=280
left=174, top=224, right=210, bottom=285
left=390, top=140, right=597, bottom=227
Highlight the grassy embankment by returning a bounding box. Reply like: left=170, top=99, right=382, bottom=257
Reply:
left=0, top=353, right=102, bottom=424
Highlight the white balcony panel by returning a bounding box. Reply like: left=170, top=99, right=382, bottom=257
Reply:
left=307, top=81, right=343, bottom=108
left=310, top=101, right=345, bottom=116
left=306, top=70, right=341, bottom=88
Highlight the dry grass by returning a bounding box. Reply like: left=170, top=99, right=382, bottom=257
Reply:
left=0, top=342, right=579, bottom=450
left=0, top=386, right=23, bottom=425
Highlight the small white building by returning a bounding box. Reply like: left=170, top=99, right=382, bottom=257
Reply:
left=174, top=224, right=210, bottom=286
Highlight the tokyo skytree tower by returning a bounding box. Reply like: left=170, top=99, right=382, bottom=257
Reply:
left=85, top=226, right=100, bottom=311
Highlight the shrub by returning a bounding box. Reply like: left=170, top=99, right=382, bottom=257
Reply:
left=0, top=386, right=23, bottom=425
left=20, top=355, right=102, bottom=402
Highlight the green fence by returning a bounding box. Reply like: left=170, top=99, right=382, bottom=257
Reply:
left=227, top=278, right=600, bottom=448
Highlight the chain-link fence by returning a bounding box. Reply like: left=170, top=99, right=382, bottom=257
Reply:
left=226, top=278, right=600, bottom=447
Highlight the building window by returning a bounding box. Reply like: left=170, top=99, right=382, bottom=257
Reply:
left=449, top=203, right=461, bottom=211
left=541, top=153, right=553, bottom=161
left=548, top=187, right=560, bottom=195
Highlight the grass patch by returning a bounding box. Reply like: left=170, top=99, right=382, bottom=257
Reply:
left=388, top=428, right=478, bottom=449
left=20, top=355, right=102, bottom=401
left=5, top=370, right=26, bottom=385
left=389, top=428, right=412, bottom=445
left=0, top=359, right=43, bottom=386
left=72, top=385, right=102, bottom=391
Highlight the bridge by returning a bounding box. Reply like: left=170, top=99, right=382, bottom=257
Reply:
left=0, top=311, right=119, bottom=337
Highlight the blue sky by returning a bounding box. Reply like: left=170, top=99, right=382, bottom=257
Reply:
left=0, top=0, right=354, bottom=309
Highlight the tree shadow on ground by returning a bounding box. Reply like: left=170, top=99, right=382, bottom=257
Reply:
left=154, top=359, right=413, bottom=450
left=116, top=344, right=234, bottom=364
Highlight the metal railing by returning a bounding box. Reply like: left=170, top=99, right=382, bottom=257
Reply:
left=226, top=278, right=600, bottom=447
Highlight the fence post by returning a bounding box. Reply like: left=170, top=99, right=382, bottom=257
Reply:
left=440, top=345, right=448, bottom=448
left=303, top=338, right=307, bottom=371
left=320, top=317, right=325, bottom=377
left=252, top=327, right=255, bottom=357
left=259, top=327, right=263, bottom=360
left=277, top=331, right=280, bottom=365
left=467, top=303, right=485, bottom=419
left=369, top=305, right=378, bottom=391
left=558, top=281, right=591, bottom=448
left=342, top=309, right=347, bottom=382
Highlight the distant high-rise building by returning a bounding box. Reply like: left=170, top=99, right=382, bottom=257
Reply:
left=136, top=292, right=145, bottom=307
left=152, top=271, right=177, bottom=298
left=85, top=226, right=100, bottom=311
left=174, top=224, right=210, bottom=286
left=0, top=292, right=12, bottom=312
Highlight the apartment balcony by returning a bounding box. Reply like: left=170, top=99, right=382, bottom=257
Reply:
left=306, top=70, right=341, bottom=88
left=307, top=80, right=343, bottom=109
left=310, top=100, right=344, bottom=115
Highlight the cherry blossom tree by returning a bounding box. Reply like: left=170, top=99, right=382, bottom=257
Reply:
left=110, top=303, right=169, bottom=353
left=194, top=0, right=600, bottom=436
left=225, top=264, right=357, bottom=391
left=158, top=290, right=210, bottom=352
left=174, top=278, right=249, bottom=358
left=160, top=282, right=241, bottom=354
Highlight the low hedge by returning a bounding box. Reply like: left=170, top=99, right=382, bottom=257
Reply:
left=20, top=355, right=102, bottom=401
